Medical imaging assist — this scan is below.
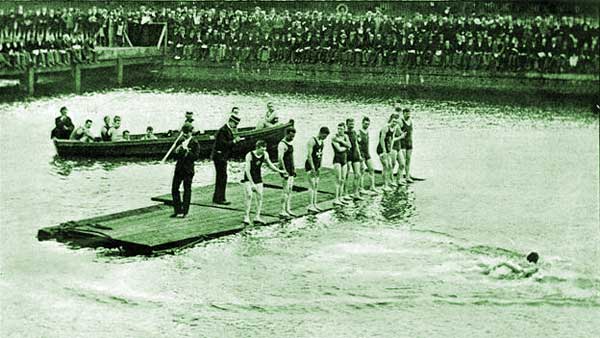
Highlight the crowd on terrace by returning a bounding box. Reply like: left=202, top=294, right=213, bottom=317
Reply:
left=1, top=3, right=597, bottom=73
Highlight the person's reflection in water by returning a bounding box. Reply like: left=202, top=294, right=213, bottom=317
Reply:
left=50, top=156, right=97, bottom=176
left=50, top=157, right=75, bottom=176
left=379, top=187, right=416, bottom=223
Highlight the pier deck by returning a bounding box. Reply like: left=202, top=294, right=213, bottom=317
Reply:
left=38, top=168, right=367, bottom=254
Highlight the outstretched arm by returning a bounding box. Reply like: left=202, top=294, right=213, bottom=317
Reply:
left=265, top=152, right=287, bottom=175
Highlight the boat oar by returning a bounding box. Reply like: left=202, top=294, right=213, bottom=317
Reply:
left=161, top=131, right=183, bottom=163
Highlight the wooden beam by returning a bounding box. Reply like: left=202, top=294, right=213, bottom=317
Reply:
left=116, top=58, right=123, bottom=86
left=26, top=67, right=35, bottom=95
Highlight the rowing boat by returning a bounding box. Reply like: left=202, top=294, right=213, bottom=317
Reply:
left=53, top=120, right=293, bottom=159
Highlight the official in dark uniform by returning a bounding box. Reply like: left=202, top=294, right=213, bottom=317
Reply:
left=51, top=106, right=74, bottom=139
left=171, top=123, right=200, bottom=218
left=211, top=114, right=241, bottom=205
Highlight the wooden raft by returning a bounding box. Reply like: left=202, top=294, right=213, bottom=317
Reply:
left=37, top=167, right=374, bottom=254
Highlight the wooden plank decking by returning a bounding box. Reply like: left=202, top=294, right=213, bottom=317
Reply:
left=38, top=167, right=368, bottom=254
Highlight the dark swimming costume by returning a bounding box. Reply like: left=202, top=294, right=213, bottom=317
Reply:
left=305, top=136, right=324, bottom=172
left=242, top=151, right=265, bottom=183
left=376, top=127, right=394, bottom=155
left=100, top=125, right=111, bottom=141
left=358, top=129, right=371, bottom=161
left=346, top=129, right=361, bottom=163
left=332, top=137, right=347, bottom=165
left=401, top=119, right=413, bottom=150
left=280, top=140, right=296, bottom=177
left=392, top=125, right=402, bottom=151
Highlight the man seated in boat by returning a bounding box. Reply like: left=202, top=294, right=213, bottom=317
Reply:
left=121, top=130, right=131, bottom=141
left=142, top=126, right=158, bottom=140
left=107, top=115, right=123, bottom=141
left=51, top=106, right=74, bottom=139
left=69, top=119, right=95, bottom=142
left=183, top=111, right=204, bottom=135
left=256, top=102, right=280, bottom=129
left=99, top=115, right=112, bottom=141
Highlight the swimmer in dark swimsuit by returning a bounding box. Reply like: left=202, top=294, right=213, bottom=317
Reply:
left=392, top=104, right=409, bottom=186
left=344, top=118, right=364, bottom=200
left=482, top=252, right=540, bottom=279
left=305, top=126, right=330, bottom=213
left=377, top=113, right=399, bottom=190
left=358, top=116, right=378, bottom=194
left=400, top=108, right=414, bottom=183
left=278, top=127, right=297, bottom=218
left=332, top=122, right=351, bottom=205
left=242, top=140, right=287, bottom=225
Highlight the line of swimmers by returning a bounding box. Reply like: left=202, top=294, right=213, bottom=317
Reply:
left=240, top=104, right=414, bottom=225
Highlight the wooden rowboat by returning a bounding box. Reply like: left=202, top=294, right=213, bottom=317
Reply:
left=53, top=120, right=293, bottom=159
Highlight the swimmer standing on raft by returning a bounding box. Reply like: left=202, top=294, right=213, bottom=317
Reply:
left=332, top=122, right=352, bottom=205
left=242, top=140, right=288, bottom=225
left=377, top=114, right=399, bottom=191
left=278, top=127, right=297, bottom=218
left=305, top=126, right=330, bottom=213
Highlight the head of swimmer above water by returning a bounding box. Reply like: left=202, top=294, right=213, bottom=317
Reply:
left=526, top=252, right=539, bottom=264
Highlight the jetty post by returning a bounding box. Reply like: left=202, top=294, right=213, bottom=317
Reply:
left=73, top=63, right=81, bottom=94
left=116, top=57, right=124, bottom=86
left=26, top=67, right=35, bottom=95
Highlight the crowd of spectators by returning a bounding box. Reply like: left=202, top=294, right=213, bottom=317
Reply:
left=166, top=6, right=598, bottom=74
left=0, top=6, right=102, bottom=70
left=1, top=4, right=598, bottom=74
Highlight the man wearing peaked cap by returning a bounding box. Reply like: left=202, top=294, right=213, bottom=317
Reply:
left=170, top=122, right=200, bottom=218
left=211, top=113, right=242, bottom=205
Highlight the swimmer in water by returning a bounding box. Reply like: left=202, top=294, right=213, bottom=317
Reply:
left=482, top=252, right=540, bottom=279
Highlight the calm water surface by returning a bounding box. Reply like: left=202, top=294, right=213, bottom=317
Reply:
left=0, top=89, right=599, bottom=337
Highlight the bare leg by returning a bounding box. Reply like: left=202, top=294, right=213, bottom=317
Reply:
left=366, top=159, right=376, bottom=191
left=405, top=149, right=413, bottom=181
left=243, top=183, right=253, bottom=223
left=280, top=177, right=290, bottom=216
left=352, top=161, right=363, bottom=197
left=389, top=150, right=398, bottom=186
left=334, top=163, right=344, bottom=204
left=286, top=176, right=295, bottom=214
left=254, top=184, right=264, bottom=221
left=396, top=149, right=406, bottom=185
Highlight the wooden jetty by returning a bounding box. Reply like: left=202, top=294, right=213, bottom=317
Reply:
left=0, top=47, right=164, bottom=95
left=38, top=167, right=385, bottom=255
